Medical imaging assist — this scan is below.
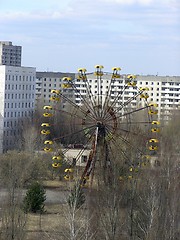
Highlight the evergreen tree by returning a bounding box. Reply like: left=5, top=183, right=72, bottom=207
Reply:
left=23, top=181, right=46, bottom=213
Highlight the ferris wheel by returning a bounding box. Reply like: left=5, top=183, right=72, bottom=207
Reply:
left=41, top=66, right=160, bottom=186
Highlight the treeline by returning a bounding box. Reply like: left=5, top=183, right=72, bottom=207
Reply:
left=0, top=108, right=179, bottom=239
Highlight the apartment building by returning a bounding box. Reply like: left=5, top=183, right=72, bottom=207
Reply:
left=36, top=71, right=180, bottom=122
left=136, top=75, right=180, bottom=121
left=36, top=71, right=75, bottom=108
left=0, top=65, right=36, bottom=152
left=0, top=41, right=36, bottom=153
left=0, top=41, right=22, bottom=67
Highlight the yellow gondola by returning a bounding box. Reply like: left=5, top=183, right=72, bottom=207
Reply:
left=140, top=93, right=149, bottom=99
left=64, top=168, right=73, bottom=173
left=51, top=89, right=60, bottom=94
left=78, top=68, right=87, bottom=72
left=127, top=75, right=136, bottom=79
left=62, top=77, right=72, bottom=81
left=41, top=123, right=50, bottom=127
left=95, top=65, right=104, bottom=69
left=149, top=146, right=158, bottom=151
left=140, top=87, right=149, bottom=91
left=149, top=138, right=159, bottom=143
left=41, top=129, right=50, bottom=135
left=43, top=113, right=53, bottom=117
left=52, top=156, right=62, bottom=161
left=152, top=121, right=160, bottom=125
left=151, top=128, right=160, bottom=133
left=112, top=67, right=121, bottom=78
left=62, top=83, right=71, bottom=89
left=127, top=81, right=137, bottom=87
left=50, top=96, right=60, bottom=101
left=112, top=67, right=121, bottom=71
left=43, top=106, right=53, bottom=110
left=148, top=103, right=158, bottom=107
left=64, top=175, right=70, bottom=180
left=148, top=110, right=158, bottom=115
left=52, top=163, right=62, bottom=168
left=44, top=147, right=53, bottom=152
left=44, top=140, right=53, bottom=145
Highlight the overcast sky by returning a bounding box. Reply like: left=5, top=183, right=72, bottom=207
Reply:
left=0, top=0, right=179, bottom=75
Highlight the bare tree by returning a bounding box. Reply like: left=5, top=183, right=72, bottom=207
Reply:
left=62, top=181, right=95, bottom=240
left=0, top=155, right=27, bottom=240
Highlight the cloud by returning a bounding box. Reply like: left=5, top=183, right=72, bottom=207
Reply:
left=104, top=0, right=153, bottom=5
left=102, top=0, right=179, bottom=6
left=0, top=0, right=179, bottom=75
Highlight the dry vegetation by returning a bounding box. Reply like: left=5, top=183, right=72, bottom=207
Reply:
left=0, top=112, right=179, bottom=240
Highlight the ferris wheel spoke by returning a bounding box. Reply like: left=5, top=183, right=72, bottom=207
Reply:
left=60, top=93, right=97, bottom=122
left=104, top=123, right=145, bottom=154
left=117, top=121, right=152, bottom=125
left=109, top=136, right=130, bottom=163
left=77, top=70, right=101, bottom=115
left=101, top=69, right=122, bottom=119
left=53, top=124, right=96, bottom=141
left=102, top=84, right=129, bottom=120
left=104, top=91, right=143, bottom=122
left=100, top=76, right=115, bottom=118
left=69, top=80, right=99, bottom=119
left=53, top=107, right=89, bottom=122
left=115, top=105, right=150, bottom=119
left=112, top=133, right=144, bottom=156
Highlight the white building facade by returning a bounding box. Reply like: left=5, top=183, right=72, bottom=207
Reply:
left=0, top=65, right=36, bottom=152
left=136, top=75, right=180, bottom=121
left=35, top=71, right=180, bottom=123
left=74, top=73, right=180, bottom=122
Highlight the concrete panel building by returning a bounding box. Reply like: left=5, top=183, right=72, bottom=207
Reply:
left=36, top=71, right=180, bottom=122
left=0, top=65, right=36, bottom=153
left=36, top=71, right=75, bottom=108
left=136, top=75, right=180, bottom=121
left=74, top=73, right=180, bottom=122
left=0, top=41, right=22, bottom=67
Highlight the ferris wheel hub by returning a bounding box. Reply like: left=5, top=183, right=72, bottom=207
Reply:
left=96, top=121, right=103, bottom=127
